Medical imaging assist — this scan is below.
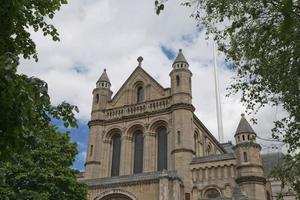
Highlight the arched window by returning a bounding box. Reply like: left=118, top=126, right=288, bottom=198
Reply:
left=137, top=86, right=144, bottom=103
left=157, top=127, right=167, bottom=171
left=206, top=144, right=212, bottom=156
left=111, top=134, right=121, bottom=176
left=205, top=188, right=221, bottom=199
left=133, top=130, right=144, bottom=174
left=176, top=75, right=180, bottom=86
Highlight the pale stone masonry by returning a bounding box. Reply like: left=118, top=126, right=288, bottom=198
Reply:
left=78, top=49, right=286, bottom=200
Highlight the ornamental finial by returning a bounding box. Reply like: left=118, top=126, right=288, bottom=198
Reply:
left=137, top=56, right=143, bottom=67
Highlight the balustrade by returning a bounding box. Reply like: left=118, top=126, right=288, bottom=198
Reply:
left=104, top=98, right=170, bottom=120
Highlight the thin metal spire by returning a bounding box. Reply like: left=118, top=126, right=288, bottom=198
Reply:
left=213, top=42, right=224, bottom=143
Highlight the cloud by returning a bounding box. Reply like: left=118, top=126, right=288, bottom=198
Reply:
left=18, top=0, right=286, bottom=170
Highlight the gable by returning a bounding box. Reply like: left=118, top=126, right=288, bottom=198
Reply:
left=108, top=67, right=170, bottom=108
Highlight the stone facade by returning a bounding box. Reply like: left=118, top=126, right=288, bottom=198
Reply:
left=79, top=50, right=276, bottom=200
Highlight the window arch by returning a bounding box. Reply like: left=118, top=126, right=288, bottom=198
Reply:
left=176, top=75, right=180, bottom=86
left=157, top=127, right=167, bottom=171
left=133, top=130, right=144, bottom=174
left=111, top=134, right=121, bottom=176
left=137, top=86, right=144, bottom=103
left=206, top=144, right=212, bottom=156
left=205, top=188, right=221, bottom=199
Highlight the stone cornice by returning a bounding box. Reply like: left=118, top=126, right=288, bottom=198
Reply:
left=88, top=103, right=195, bottom=127
left=235, top=176, right=266, bottom=185
left=80, top=171, right=182, bottom=189
left=236, top=163, right=263, bottom=170
left=233, top=142, right=262, bottom=150
left=171, top=148, right=194, bottom=155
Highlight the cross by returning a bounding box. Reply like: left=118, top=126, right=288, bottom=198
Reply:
left=137, top=56, right=143, bottom=67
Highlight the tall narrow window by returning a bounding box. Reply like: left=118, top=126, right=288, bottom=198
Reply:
left=89, top=145, right=93, bottom=156
left=177, top=131, right=181, bottom=144
left=176, top=75, right=180, bottom=86
left=95, top=94, right=99, bottom=103
left=137, top=86, right=144, bottom=103
left=133, top=131, right=144, bottom=174
left=111, top=134, right=121, bottom=176
left=243, top=152, right=248, bottom=162
left=194, top=134, right=198, bottom=156
left=157, top=127, right=167, bottom=171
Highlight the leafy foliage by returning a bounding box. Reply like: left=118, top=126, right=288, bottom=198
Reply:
left=0, top=0, right=67, bottom=61
left=155, top=0, right=300, bottom=197
left=0, top=0, right=87, bottom=199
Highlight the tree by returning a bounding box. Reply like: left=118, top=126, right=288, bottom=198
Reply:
left=155, top=0, right=300, bottom=197
left=0, top=0, right=87, bottom=199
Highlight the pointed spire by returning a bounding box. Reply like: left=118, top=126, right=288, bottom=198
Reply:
left=173, top=49, right=188, bottom=65
left=98, top=68, right=110, bottom=83
left=235, top=113, right=255, bottom=135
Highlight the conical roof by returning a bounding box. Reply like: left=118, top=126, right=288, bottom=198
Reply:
left=98, top=69, right=110, bottom=83
left=235, top=114, right=255, bottom=135
left=173, top=49, right=188, bottom=65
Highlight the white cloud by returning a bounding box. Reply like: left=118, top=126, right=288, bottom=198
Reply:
left=18, top=0, right=285, bottom=152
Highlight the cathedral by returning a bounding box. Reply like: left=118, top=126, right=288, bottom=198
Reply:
left=78, top=49, right=279, bottom=200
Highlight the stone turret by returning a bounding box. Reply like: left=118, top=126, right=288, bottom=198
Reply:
left=170, top=49, right=192, bottom=104
left=92, top=69, right=113, bottom=120
left=169, top=49, right=194, bottom=197
left=233, top=114, right=267, bottom=200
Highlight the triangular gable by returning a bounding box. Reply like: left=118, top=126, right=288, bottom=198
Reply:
left=109, top=66, right=170, bottom=108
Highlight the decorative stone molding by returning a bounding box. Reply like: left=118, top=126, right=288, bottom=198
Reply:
left=236, top=164, right=263, bottom=170
left=235, top=176, right=266, bottom=185
left=94, top=189, right=137, bottom=200
left=85, top=161, right=101, bottom=166
left=233, top=143, right=262, bottom=150
left=171, top=148, right=194, bottom=155
left=81, top=171, right=182, bottom=189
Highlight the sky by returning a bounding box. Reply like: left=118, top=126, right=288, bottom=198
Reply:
left=18, top=0, right=286, bottom=171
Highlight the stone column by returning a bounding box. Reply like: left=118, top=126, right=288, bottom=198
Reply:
left=100, top=139, right=111, bottom=177
left=172, top=179, right=181, bottom=200
left=120, top=135, right=132, bottom=175
left=143, top=131, right=156, bottom=172
left=159, top=177, right=169, bottom=200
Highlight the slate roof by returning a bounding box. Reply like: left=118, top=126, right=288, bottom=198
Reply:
left=221, top=142, right=234, bottom=153
left=98, top=69, right=110, bottom=83
left=173, top=49, right=188, bottom=64
left=235, top=114, right=255, bottom=136
left=191, top=153, right=235, bottom=164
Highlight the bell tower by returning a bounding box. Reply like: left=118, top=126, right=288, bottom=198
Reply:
left=233, top=114, right=267, bottom=200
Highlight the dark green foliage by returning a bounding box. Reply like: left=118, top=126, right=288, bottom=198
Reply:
left=0, top=0, right=67, bottom=61
left=156, top=0, right=299, bottom=197
left=0, top=0, right=87, bottom=199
